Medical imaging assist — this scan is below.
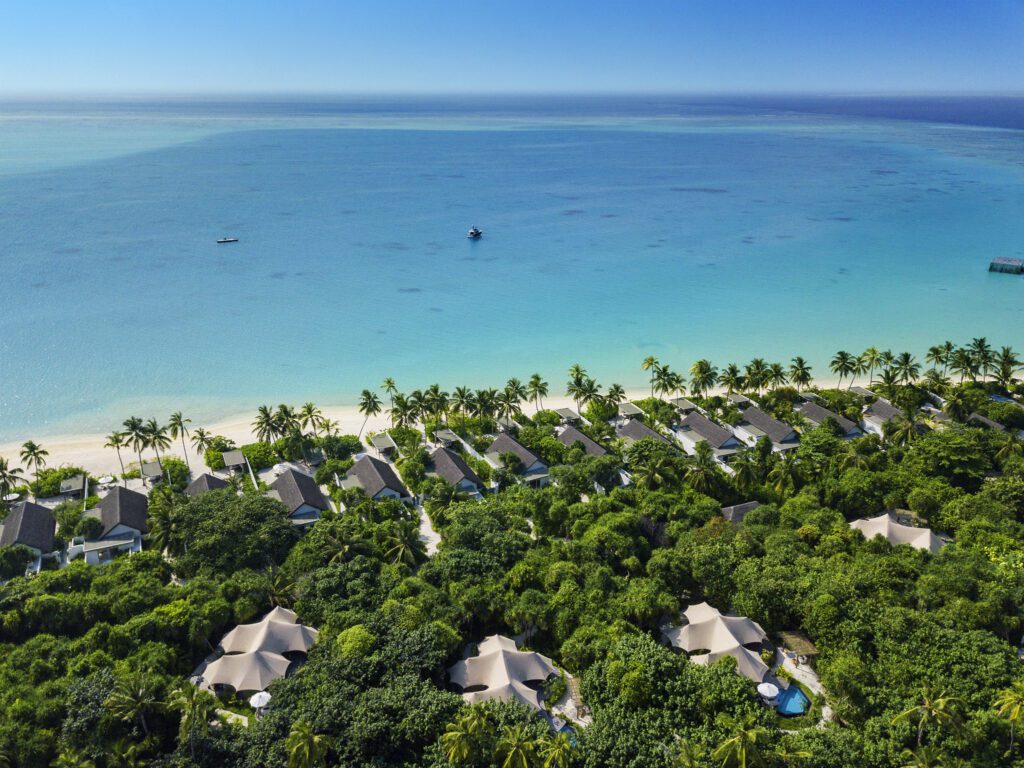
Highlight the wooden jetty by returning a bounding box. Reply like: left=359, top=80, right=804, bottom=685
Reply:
left=989, top=257, right=1024, bottom=275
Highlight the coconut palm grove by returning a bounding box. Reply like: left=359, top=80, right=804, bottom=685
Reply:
left=1, top=340, right=1024, bottom=767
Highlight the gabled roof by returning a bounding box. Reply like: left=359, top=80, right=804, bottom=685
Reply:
left=270, top=469, right=330, bottom=513
left=616, top=419, right=671, bottom=445
left=795, top=401, right=858, bottom=434
left=720, top=501, right=760, bottom=524
left=737, top=406, right=798, bottom=444
left=677, top=412, right=735, bottom=449
left=97, top=486, right=149, bottom=537
left=557, top=425, right=608, bottom=457
left=343, top=456, right=409, bottom=499
left=428, top=447, right=482, bottom=488
left=670, top=397, right=698, bottom=413
left=0, top=501, right=55, bottom=552
left=555, top=407, right=581, bottom=422
left=863, top=398, right=902, bottom=422
left=618, top=402, right=644, bottom=417
left=369, top=433, right=398, bottom=451
left=728, top=393, right=753, bottom=407
left=968, top=412, right=1006, bottom=432
left=185, top=473, right=230, bottom=496
left=486, top=434, right=543, bottom=470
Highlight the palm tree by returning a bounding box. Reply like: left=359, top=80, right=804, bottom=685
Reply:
left=672, top=737, right=708, bottom=768
left=567, top=363, right=587, bottom=386
left=995, top=680, right=1024, bottom=754
left=949, top=348, right=977, bottom=384
left=685, top=441, right=722, bottom=496
left=606, top=383, right=627, bottom=406
left=191, top=427, right=213, bottom=457
left=450, top=386, right=473, bottom=421
left=122, top=418, right=147, bottom=478
left=892, top=688, right=965, bottom=747
left=768, top=451, right=801, bottom=497
left=286, top=720, right=333, bottom=768
left=538, top=731, right=575, bottom=768
left=631, top=451, right=677, bottom=490
left=253, top=405, right=277, bottom=443
left=995, top=434, right=1024, bottom=467
left=147, top=504, right=184, bottom=557
left=970, top=337, right=994, bottom=380
left=577, top=377, right=602, bottom=412
left=275, top=404, right=300, bottom=437
left=496, top=723, right=538, bottom=768
left=505, top=378, right=528, bottom=408
left=995, top=346, right=1021, bottom=390
left=167, top=412, right=192, bottom=472
left=921, top=368, right=950, bottom=395
left=789, top=357, right=812, bottom=390
left=440, top=708, right=488, bottom=765
left=895, top=352, right=921, bottom=384
left=653, top=365, right=676, bottom=399
left=51, top=750, right=96, bottom=768
left=381, top=377, right=398, bottom=409
left=169, top=682, right=220, bottom=760
left=642, top=356, right=662, bottom=397
left=899, top=746, right=945, bottom=768
left=145, top=419, right=171, bottom=471
left=357, top=390, right=383, bottom=438
left=712, top=712, right=770, bottom=768
left=299, top=402, right=323, bottom=438
left=267, top=566, right=298, bottom=607
left=925, top=345, right=947, bottom=372
left=105, top=432, right=128, bottom=486
left=527, top=374, right=549, bottom=412
left=496, top=389, right=523, bottom=422
left=0, top=458, right=25, bottom=504
left=19, top=440, right=48, bottom=497
left=384, top=520, right=427, bottom=567
left=830, top=351, right=855, bottom=389
left=767, top=362, right=788, bottom=391
left=745, top=358, right=769, bottom=393
left=861, top=346, right=882, bottom=383
left=887, top=408, right=921, bottom=447
left=690, top=359, right=718, bottom=398
left=105, top=672, right=160, bottom=738
left=730, top=451, right=758, bottom=494
left=720, top=363, right=744, bottom=394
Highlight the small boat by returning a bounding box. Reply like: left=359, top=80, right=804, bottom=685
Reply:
left=216, top=237, right=239, bottom=244
left=466, top=227, right=482, bottom=239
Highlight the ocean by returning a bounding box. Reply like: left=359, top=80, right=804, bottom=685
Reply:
left=0, top=95, right=1022, bottom=441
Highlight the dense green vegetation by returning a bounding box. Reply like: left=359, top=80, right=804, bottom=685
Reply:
left=1, top=340, right=1024, bottom=767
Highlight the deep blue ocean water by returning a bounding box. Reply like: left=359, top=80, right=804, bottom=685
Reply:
left=1, top=96, right=1022, bottom=440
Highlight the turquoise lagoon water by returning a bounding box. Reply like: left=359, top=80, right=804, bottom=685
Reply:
left=1, top=96, right=1023, bottom=441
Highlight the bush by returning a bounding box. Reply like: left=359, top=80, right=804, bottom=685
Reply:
left=208, top=435, right=236, bottom=452
left=31, top=467, right=89, bottom=499
left=314, top=458, right=354, bottom=486
left=158, top=457, right=190, bottom=491
left=204, top=449, right=225, bottom=471
left=242, top=442, right=277, bottom=470
left=0, top=545, right=34, bottom=580
left=319, top=434, right=363, bottom=461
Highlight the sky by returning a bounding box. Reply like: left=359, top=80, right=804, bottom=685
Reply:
left=2, top=0, right=1023, bottom=94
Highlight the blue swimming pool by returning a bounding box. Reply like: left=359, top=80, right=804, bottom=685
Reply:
left=776, top=685, right=810, bottom=717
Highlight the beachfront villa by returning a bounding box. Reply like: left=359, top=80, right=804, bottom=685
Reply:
left=0, top=501, right=58, bottom=572
left=268, top=468, right=331, bottom=524
left=664, top=602, right=770, bottom=683
left=672, top=411, right=744, bottom=459
left=485, top=434, right=549, bottom=487
left=556, top=424, right=609, bottom=457
left=369, top=432, right=400, bottom=458
left=851, top=513, right=945, bottom=554
left=69, top=486, right=148, bottom=566
left=669, top=397, right=699, bottom=416
left=447, top=635, right=560, bottom=713
left=555, top=407, right=583, bottom=425
left=185, top=472, right=230, bottom=496
left=794, top=401, right=863, bottom=438
left=341, top=455, right=411, bottom=501
left=860, top=398, right=903, bottom=436
left=731, top=405, right=799, bottom=451
left=426, top=447, right=483, bottom=495
left=615, top=418, right=671, bottom=446
left=617, top=402, right=645, bottom=421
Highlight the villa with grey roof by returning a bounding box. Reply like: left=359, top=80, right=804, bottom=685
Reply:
left=732, top=406, right=799, bottom=451
left=342, top=455, right=411, bottom=501
left=270, top=468, right=332, bottom=523
left=485, top=434, right=548, bottom=486
left=616, top=418, right=671, bottom=446
left=672, top=411, right=743, bottom=459
left=861, top=398, right=903, bottom=436
left=427, top=447, right=483, bottom=494
left=795, top=401, right=863, bottom=438
left=186, top=473, right=230, bottom=496
left=69, top=486, right=148, bottom=566
left=557, top=425, right=608, bottom=457
left=0, top=501, right=57, bottom=571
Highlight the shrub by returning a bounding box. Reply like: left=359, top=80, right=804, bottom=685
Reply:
left=242, top=442, right=277, bottom=470
left=31, top=467, right=89, bottom=499
left=158, top=457, right=190, bottom=491
left=204, top=449, right=225, bottom=471
left=0, top=545, right=34, bottom=580
left=319, top=434, right=363, bottom=461
left=314, top=458, right=354, bottom=486
left=208, top=435, right=236, bottom=452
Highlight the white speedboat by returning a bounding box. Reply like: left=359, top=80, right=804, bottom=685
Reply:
left=466, top=227, right=482, bottom=239
left=216, top=237, right=239, bottom=244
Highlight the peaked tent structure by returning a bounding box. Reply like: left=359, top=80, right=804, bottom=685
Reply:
left=219, top=608, right=319, bottom=655
left=203, top=650, right=292, bottom=693
left=664, top=602, right=770, bottom=683
left=850, top=513, right=944, bottom=554
left=447, top=635, right=559, bottom=712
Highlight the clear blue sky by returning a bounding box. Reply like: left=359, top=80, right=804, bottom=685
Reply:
left=3, top=0, right=1023, bottom=94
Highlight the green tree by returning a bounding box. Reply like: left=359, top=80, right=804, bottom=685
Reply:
left=712, top=712, right=770, bottom=768
left=538, top=731, right=575, bottom=768
left=892, top=688, right=964, bottom=747
left=286, top=720, right=333, bottom=768
left=253, top=404, right=277, bottom=443
left=168, top=681, right=220, bottom=760
left=440, top=707, right=488, bottom=764
left=19, top=440, right=48, bottom=497
left=167, top=411, right=192, bottom=472
left=994, top=680, right=1024, bottom=754
left=299, top=402, right=323, bottom=438
left=105, top=431, right=129, bottom=486
left=527, top=374, right=549, bottom=412
left=358, top=390, right=383, bottom=438
left=496, top=723, right=538, bottom=768
left=105, top=672, right=161, bottom=738
left=789, top=356, right=813, bottom=389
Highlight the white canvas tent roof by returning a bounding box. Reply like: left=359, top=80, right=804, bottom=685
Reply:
left=850, top=513, right=944, bottom=554
left=220, top=611, right=319, bottom=655
left=447, top=635, right=558, bottom=712
left=664, top=602, right=769, bottom=683
left=203, top=650, right=291, bottom=692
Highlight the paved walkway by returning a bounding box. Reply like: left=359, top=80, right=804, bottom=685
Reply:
left=417, top=505, right=441, bottom=556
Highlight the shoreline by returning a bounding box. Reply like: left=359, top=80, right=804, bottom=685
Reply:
left=0, top=378, right=849, bottom=477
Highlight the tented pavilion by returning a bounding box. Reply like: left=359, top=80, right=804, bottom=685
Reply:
left=664, top=602, right=770, bottom=683
left=850, top=513, right=944, bottom=554
left=204, top=607, right=319, bottom=693
left=447, top=635, right=560, bottom=712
